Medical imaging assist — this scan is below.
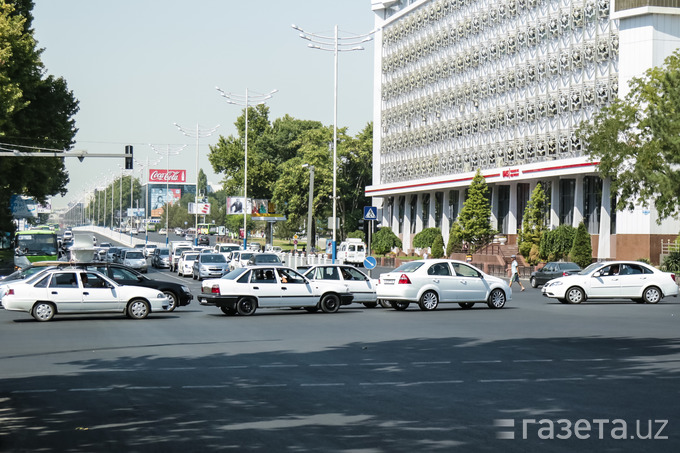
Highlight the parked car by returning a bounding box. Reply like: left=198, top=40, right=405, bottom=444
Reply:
left=303, top=264, right=379, bottom=308
left=177, top=251, right=200, bottom=277
left=198, top=235, right=210, bottom=246
left=541, top=261, right=679, bottom=304
left=199, top=266, right=353, bottom=316
left=229, top=251, right=256, bottom=270
left=247, top=253, right=283, bottom=267
left=530, top=261, right=581, bottom=288
left=192, top=253, right=229, bottom=280
left=152, top=247, right=170, bottom=269
left=376, top=259, right=511, bottom=311
left=76, top=262, right=193, bottom=311
left=2, top=268, right=169, bottom=321
left=121, top=249, right=148, bottom=273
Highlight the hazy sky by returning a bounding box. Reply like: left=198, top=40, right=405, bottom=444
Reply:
left=31, top=0, right=376, bottom=209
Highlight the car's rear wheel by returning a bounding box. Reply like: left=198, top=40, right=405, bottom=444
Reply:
left=236, top=297, right=257, bottom=316
left=32, top=302, right=55, bottom=322
left=487, top=289, right=507, bottom=309
left=304, top=306, right=319, bottom=313
left=127, top=299, right=150, bottom=319
left=163, top=291, right=178, bottom=312
left=418, top=290, right=439, bottom=311
left=390, top=301, right=410, bottom=311
left=566, top=287, right=585, bottom=304
left=378, top=299, right=391, bottom=308
left=363, top=302, right=378, bottom=308
left=320, top=294, right=340, bottom=313
left=220, top=306, right=237, bottom=315
left=643, top=286, right=661, bottom=304
left=530, top=277, right=538, bottom=288
left=458, top=302, right=474, bottom=309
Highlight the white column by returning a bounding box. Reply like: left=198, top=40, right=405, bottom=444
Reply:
left=490, top=185, right=499, bottom=231
left=597, top=177, right=612, bottom=259
left=509, top=183, right=518, bottom=235
left=428, top=192, right=436, bottom=229
left=415, top=193, right=424, bottom=232
left=403, top=195, right=412, bottom=252
left=573, top=175, right=584, bottom=227
left=441, top=190, right=451, bottom=244
left=550, top=177, right=560, bottom=229
left=391, top=196, right=399, bottom=235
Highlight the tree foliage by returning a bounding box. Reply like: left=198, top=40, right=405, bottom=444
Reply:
left=372, top=226, right=402, bottom=255
left=446, top=221, right=464, bottom=256
left=539, top=224, right=576, bottom=262
left=0, top=0, right=79, bottom=233
left=431, top=233, right=445, bottom=258
left=456, top=169, right=494, bottom=249
left=413, top=227, right=441, bottom=249
left=569, top=222, right=593, bottom=268
left=577, top=49, right=680, bottom=221
left=518, top=183, right=548, bottom=263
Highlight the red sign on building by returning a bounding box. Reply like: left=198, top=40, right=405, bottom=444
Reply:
left=149, top=169, right=187, bottom=183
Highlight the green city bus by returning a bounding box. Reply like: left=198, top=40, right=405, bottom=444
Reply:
left=14, top=229, right=59, bottom=269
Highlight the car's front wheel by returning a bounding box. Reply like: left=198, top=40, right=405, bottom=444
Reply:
left=163, top=291, right=178, bottom=312
left=487, top=289, right=507, bottom=309
left=566, top=287, right=585, bottom=304
left=127, top=299, right=150, bottom=319
left=530, top=277, right=538, bottom=288
left=320, top=294, right=340, bottom=313
left=418, top=290, right=439, bottom=311
left=32, top=302, right=55, bottom=322
left=643, top=286, right=662, bottom=304
left=236, top=297, right=257, bottom=316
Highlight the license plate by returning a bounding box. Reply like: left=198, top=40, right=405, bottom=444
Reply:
left=383, top=279, right=395, bottom=285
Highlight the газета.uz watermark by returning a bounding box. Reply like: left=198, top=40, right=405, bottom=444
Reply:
left=495, top=418, right=669, bottom=440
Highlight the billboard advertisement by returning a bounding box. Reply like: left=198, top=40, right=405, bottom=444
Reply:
left=227, top=197, right=249, bottom=215
left=149, top=169, right=187, bottom=183
left=151, top=188, right=182, bottom=217
left=126, top=208, right=145, bottom=217
left=188, top=203, right=211, bottom=215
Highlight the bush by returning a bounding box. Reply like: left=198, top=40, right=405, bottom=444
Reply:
left=569, top=222, right=593, bottom=268
left=661, top=251, right=680, bottom=272
left=446, top=221, right=464, bottom=256
left=413, top=227, right=441, bottom=249
left=431, top=233, right=445, bottom=258
left=347, top=230, right=365, bottom=241
left=540, top=224, right=576, bottom=261
left=371, top=227, right=402, bottom=255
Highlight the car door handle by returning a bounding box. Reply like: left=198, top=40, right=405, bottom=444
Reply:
left=432, top=279, right=439, bottom=283
left=253, top=286, right=259, bottom=290
left=281, top=287, right=288, bottom=290
left=83, top=292, right=89, bottom=295
left=51, top=291, right=58, bottom=295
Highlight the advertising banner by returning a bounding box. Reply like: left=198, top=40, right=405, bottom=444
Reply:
left=149, top=169, right=187, bottom=183
left=151, top=188, right=182, bottom=217
left=188, top=203, right=211, bottom=215
left=227, top=197, right=248, bottom=215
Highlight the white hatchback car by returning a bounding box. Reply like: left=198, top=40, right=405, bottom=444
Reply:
left=541, top=261, right=679, bottom=304
left=376, top=259, right=511, bottom=311
left=177, top=251, right=200, bottom=277
left=303, top=264, right=378, bottom=308
left=2, top=268, right=169, bottom=321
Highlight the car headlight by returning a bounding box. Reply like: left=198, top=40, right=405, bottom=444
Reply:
left=157, top=293, right=166, bottom=298
left=181, top=285, right=190, bottom=293
left=550, top=281, right=563, bottom=287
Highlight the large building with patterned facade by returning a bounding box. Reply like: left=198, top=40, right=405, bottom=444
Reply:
left=366, top=0, right=680, bottom=262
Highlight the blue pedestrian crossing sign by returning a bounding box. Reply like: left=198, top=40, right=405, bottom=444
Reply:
left=363, top=206, right=377, bottom=220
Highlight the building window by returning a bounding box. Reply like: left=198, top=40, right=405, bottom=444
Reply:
left=559, top=179, right=575, bottom=225
left=539, top=180, right=552, bottom=228
left=398, top=196, right=405, bottom=234
left=386, top=197, right=394, bottom=229
left=434, top=192, right=443, bottom=229
left=410, top=194, right=417, bottom=234
left=497, top=186, right=510, bottom=233
left=584, top=176, right=602, bottom=234
left=611, top=192, right=617, bottom=235
left=517, top=183, right=531, bottom=228
left=448, top=190, right=459, bottom=224
left=422, top=193, right=430, bottom=229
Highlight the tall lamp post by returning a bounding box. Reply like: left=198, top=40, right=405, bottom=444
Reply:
left=174, top=122, right=220, bottom=246
left=292, top=24, right=374, bottom=262
left=150, top=144, right=186, bottom=245
left=216, top=87, right=277, bottom=250
left=302, top=164, right=315, bottom=252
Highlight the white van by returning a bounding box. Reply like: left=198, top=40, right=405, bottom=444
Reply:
left=338, top=238, right=366, bottom=266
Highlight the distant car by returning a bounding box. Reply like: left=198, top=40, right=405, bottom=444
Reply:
left=229, top=251, right=256, bottom=270
left=541, top=261, right=679, bottom=304
left=159, top=228, right=168, bottom=235
left=177, top=251, right=200, bottom=278
left=247, top=253, right=283, bottom=267
left=185, top=234, right=195, bottom=243
left=76, top=262, right=193, bottom=311
left=121, top=249, right=148, bottom=273
left=174, top=228, right=184, bottom=236
left=530, top=262, right=581, bottom=288
left=247, top=243, right=262, bottom=252
left=214, top=243, right=241, bottom=261
left=152, top=248, right=170, bottom=269
left=198, top=235, right=210, bottom=246
left=143, top=243, right=158, bottom=258
left=130, top=228, right=139, bottom=235
left=106, top=247, right=121, bottom=263
left=192, top=253, right=229, bottom=280
left=198, top=266, right=353, bottom=316
left=2, top=268, right=169, bottom=321
left=62, top=231, right=73, bottom=240
left=303, top=264, right=378, bottom=308
left=376, top=259, right=511, bottom=311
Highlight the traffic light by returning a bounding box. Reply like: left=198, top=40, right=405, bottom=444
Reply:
left=125, top=145, right=133, bottom=169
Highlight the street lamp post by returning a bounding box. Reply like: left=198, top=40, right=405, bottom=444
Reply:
left=292, top=23, right=374, bottom=262
left=174, top=122, right=219, bottom=246
left=302, top=164, right=315, bottom=252
left=216, top=87, right=277, bottom=250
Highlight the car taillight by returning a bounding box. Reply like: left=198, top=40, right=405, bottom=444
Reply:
left=562, top=272, right=568, bottom=276
left=671, top=273, right=676, bottom=283
left=211, top=285, right=220, bottom=294
left=398, top=274, right=411, bottom=284
left=7, top=288, right=14, bottom=296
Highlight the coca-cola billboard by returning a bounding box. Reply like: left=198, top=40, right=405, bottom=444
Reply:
left=149, top=169, right=187, bottom=183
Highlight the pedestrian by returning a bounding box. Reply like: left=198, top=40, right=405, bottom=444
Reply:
left=509, top=255, right=525, bottom=291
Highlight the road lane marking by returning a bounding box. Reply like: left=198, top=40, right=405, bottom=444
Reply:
left=309, top=363, right=349, bottom=367
left=412, top=361, right=451, bottom=365
left=69, top=388, right=113, bottom=392
left=462, top=360, right=502, bottom=364
left=11, top=389, right=57, bottom=394
left=300, top=383, right=345, bottom=387
left=479, top=379, right=529, bottom=383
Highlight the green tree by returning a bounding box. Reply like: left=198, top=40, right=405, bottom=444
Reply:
left=577, top=49, right=680, bottom=222
left=347, top=230, right=365, bottom=241
left=518, top=183, right=548, bottom=264
left=457, top=169, right=494, bottom=250
left=569, top=222, right=593, bottom=268
left=413, top=227, right=441, bottom=248
left=539, top=224, right=576, bottom=261
left=431, top=233, right=445, bottom=258
left=197, top=169, right=208, bottom=197
left=372, top=227, right=402, bottom=255
left=0, top=0, right=79, bottom=233
left=446, top=221, right=464, bottom=256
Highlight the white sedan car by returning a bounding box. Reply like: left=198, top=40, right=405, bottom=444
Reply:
left=541, top=261, right=679, bottom=304
left=177, top=251, right=200, bottom=277
left=376, top=259, right=511, bottom=311
left=303, top=264, right=379, bottom=308
left=2, top=268, right=169, bottom=321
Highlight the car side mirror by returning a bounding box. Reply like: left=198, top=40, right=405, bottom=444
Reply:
left=593, top=271, right=601, bottom=278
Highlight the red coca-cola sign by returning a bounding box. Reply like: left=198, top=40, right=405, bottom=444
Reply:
left=149, top=169, right=187, bottom=183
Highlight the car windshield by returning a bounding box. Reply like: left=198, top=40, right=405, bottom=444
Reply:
left=561, top=262, right=581, bottom=270
left=240, top=253, right=254, bottom=260
left=221, top=268, right=248, bottom=280
left=202, top=254, right=226, bottom=263
left=184, top=253, right=199, bottom=260
left=125, top=251, right=144, bottom=259
left=256, top=255, right=281, bottom=263
left=159, top=249, right=169, bottom=256
left=579, top=263, right=603, bottom=275
left=392, top=261, right=425, bottom=273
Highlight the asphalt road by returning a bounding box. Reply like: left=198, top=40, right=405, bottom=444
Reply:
left=1, top=232, right=678, bottom=452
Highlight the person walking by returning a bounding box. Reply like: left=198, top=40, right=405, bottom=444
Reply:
left=510, top=255, right=525, bottom=291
